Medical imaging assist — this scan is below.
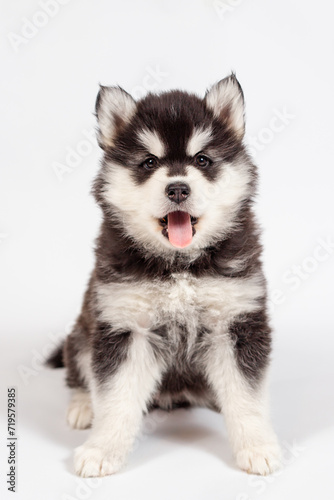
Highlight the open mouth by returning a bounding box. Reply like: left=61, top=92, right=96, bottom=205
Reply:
left=158, top=212, right=198, bottom=248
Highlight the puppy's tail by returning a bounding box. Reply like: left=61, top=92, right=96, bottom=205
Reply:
left=46, top=341, right=65, bottom=368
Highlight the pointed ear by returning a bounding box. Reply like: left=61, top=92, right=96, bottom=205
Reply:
left=205, top=74, right=245, bottom=139
left=95, top=85, right=136, bottom=149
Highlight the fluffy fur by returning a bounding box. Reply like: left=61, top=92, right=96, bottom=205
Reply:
left=49, top=74, right=281, bottom=477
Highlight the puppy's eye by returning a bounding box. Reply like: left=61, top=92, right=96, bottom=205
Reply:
left=141, top=157, right=157, bottom=170
left=195, top=154, right=211, bottom=168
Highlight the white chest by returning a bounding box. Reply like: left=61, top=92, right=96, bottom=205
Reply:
left=96, top=272, right=264, bottom=334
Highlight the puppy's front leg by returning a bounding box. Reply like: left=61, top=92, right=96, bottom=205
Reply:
left=74, top=326, right=163, bottom=477
left=205, top=314, right=281, bottom=475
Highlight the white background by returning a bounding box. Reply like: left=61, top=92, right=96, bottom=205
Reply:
left=1, top=1, right=334, bottom=499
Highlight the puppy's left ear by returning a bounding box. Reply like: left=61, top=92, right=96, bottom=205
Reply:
left=95, top=85, right=136, bottom=149
left=205, top=74, right=245, bottom=139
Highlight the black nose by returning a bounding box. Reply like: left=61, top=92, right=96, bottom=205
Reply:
left=166, top=183, right=190, bottom=204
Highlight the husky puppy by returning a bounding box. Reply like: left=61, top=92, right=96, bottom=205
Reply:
left=49, top=74, right=281, bottom=477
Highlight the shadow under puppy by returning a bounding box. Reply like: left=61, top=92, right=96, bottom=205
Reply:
left=48, top=74, right=281, bottom=477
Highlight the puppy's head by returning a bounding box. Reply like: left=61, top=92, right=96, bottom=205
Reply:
left=94, top=75, right=254, bottom=256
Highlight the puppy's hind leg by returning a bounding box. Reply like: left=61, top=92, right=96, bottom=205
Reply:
left=67, top=389, right=93, bottom=430
left=63, top=328, right=94, bottom=430
left=74, top=327, right=164, bottom=478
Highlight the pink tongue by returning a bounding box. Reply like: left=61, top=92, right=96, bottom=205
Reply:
left=168, top=211, right=193, bottom=248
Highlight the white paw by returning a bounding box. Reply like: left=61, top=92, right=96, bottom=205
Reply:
left=67, top=391, right=93, bottom=430
left=236, top=442, right=282, bottom=475
left=74, top=444, right=125, bottom=477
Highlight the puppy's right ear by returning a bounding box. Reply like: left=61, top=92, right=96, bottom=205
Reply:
left=95, top=85, right=136, bottom=149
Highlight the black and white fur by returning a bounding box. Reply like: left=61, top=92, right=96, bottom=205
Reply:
left=49, top=74, right=281, bottom=477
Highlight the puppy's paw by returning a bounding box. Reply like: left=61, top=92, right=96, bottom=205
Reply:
left=236, top=442, right=282, bottom=475
left=67, top=391, right=93, bottom=430
left=74, top=444, right=125, bottom=477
